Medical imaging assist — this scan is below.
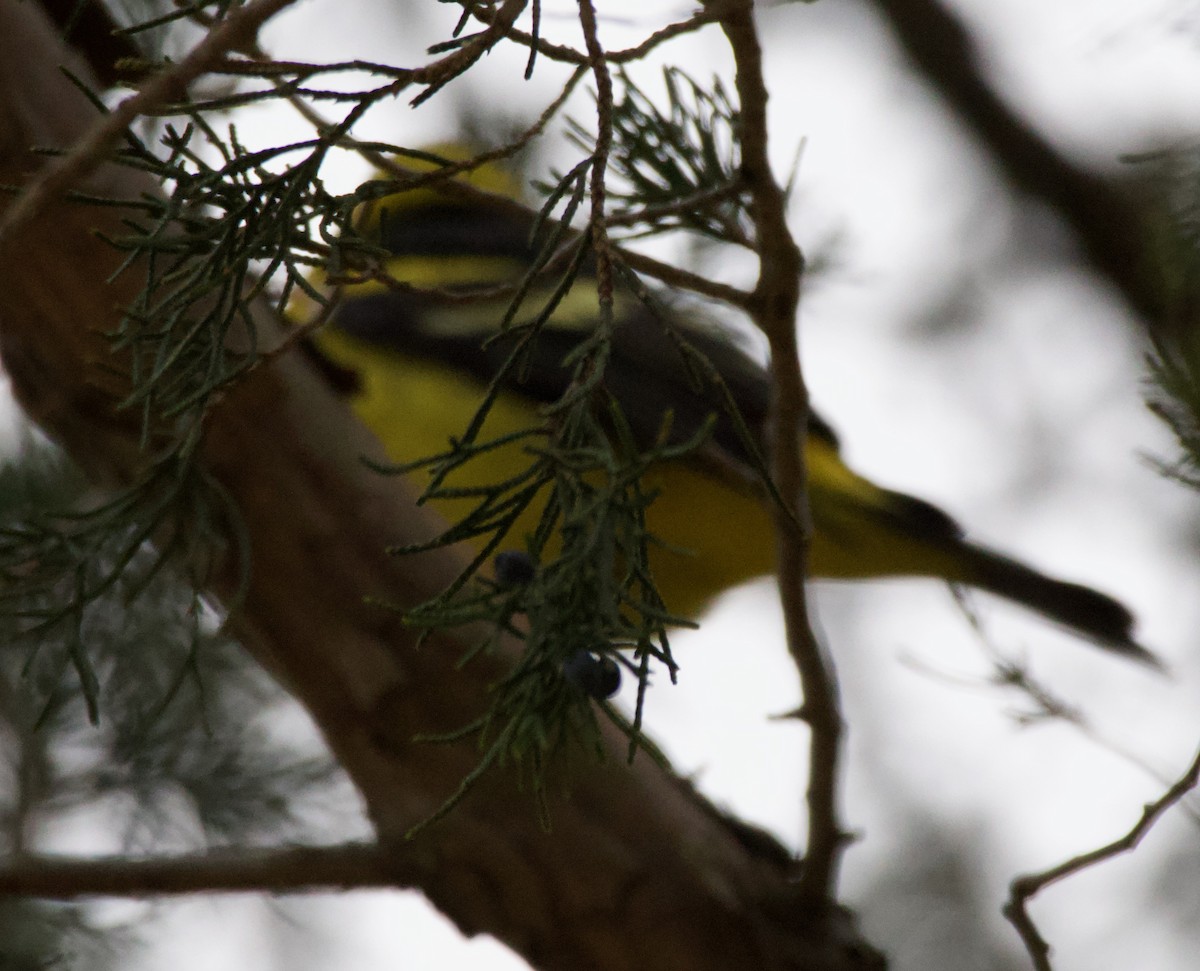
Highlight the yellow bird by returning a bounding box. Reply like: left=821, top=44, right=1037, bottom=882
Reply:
left=307, top=154, right=1158, bottom=668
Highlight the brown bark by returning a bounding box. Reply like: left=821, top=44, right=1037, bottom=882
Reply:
left=0, top=3, right=882, bottom=969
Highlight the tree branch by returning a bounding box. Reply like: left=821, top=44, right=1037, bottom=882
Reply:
left=0, top=844, right=403, bottom=898
left=719, top=0, right=846, bottom=908
left=1004, top=742, right=1200, bottom=970
left=869, top=0, right=1161, bottom=323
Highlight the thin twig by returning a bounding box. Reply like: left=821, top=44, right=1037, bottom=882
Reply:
left=1004, top=743, right=1200, bottom=970
left=606, top=179, right=747, bottom=238
left=901, top=642, right=1199, bottom=826
left=605, top=4, right=728, bottom=64
left=620, top=249, right=753, bottom=309
left=576, top=0, right=616, bottom=308
left=465, top=1, right=720, bottom=66
left=411, top=0, right=529, bottom=107
left=718, top=0, right=844, bottom=908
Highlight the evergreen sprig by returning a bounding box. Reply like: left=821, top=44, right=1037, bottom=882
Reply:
left=9, top=0, right=762, bottom=825
left=586, top=67, right=747, bottom=243
left=0, top=445, right=241, bottom=726
left=396, top=383, right=702, bottom=830
left=0, top=443, right=342, bottom=965
left=1133, top=147, right=1200, bottom=484
left=102, top=117, right=352, bottom=432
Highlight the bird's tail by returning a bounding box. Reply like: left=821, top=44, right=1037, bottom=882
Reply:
left=961, top=546, right=1162, bottom=670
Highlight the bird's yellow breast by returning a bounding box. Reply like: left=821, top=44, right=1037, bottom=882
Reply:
left=318, top=329, right=781, bottom=617
left=319, top=328, right=971, bottom=619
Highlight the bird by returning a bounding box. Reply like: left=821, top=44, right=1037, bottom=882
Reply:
left=301, top=148, right=1159, bottom=669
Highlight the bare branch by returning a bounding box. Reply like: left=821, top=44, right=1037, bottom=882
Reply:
left=1004, top=743, right=1200, bottom=970
left=718, top=0, right=846, bottom=908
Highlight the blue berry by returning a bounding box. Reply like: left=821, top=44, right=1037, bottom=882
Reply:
left=562, top=650, right=621, bottom=699
left=493, top=550, right=536, bottom=588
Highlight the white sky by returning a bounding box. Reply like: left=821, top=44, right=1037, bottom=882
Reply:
left=22, top=0, right=1200, bottom=969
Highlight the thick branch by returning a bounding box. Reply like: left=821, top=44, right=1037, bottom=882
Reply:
left=869, top=0, right=1161, bottom=322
